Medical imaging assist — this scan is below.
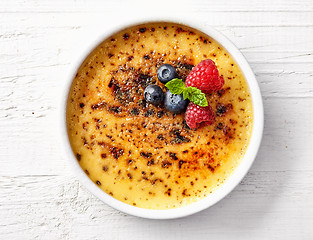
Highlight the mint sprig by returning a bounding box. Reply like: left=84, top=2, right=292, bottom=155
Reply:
left=165, top=78, right=208, bottom=107
left=164, top=78, right=185, bottom=94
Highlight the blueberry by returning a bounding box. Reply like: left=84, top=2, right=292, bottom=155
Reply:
left=157, top=64, right=177, bottom=84
left=144, top=85, right=164, bottom=105
left=164, top=91, right=188, bottom=114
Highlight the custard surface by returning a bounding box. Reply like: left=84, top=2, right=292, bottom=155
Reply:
left=66, top=22, right=253, bottom=209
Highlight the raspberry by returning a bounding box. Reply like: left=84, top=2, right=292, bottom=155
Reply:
left=185, top=59, right=224, bottom=93
left=185, top=102, right=215, bottom=129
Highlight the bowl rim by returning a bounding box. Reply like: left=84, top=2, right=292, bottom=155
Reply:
left=60, top=17, right=264, bottom=219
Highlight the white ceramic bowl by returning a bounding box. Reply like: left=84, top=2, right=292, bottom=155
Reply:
left=60, top=18, right=264, bottom=219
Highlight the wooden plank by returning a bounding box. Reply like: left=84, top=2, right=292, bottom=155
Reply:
left=0, top=0, right=313, bottom=12
left=1, top=11, right=313, bottom=27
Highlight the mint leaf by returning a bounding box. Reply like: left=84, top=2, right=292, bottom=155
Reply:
left=183, top=87, right=208, bottom=107
left=165, top=78, right=208, bottom=107
left=183, top=89, right=191, bottom=100
left=189, top=91, right=208, bottom=107
left=183, top=87, right=199, bottom=99
left=165, top=78, right=185, bottom=95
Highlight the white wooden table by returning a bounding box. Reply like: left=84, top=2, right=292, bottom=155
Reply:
left=1, top=0, right=313, bottom=239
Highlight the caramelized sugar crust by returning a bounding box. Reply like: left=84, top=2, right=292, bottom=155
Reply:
left=67, top=22, right=253, bottom=209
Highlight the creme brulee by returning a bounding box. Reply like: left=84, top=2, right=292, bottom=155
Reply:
left=66, top=22, right=253, bottom=209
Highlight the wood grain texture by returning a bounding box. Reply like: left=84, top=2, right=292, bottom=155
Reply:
left=0, top=0, right=313, bottom=239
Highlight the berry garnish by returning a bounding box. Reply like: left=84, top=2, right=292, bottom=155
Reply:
left=165, top=78, right=208, bottom=107
left=185, top=102, right=215, bottom=129
left=164, top=90, right=188, bottom=114
left=157, top=64, right=177, bottom=84
left=185, top=59, right=224, bottom=93
left=144, top=85, right=164, bottom=105
left=160, top=60, right=223, bottom=130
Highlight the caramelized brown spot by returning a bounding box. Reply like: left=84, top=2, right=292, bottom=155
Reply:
left=123, top=33, right=129, bottom=40
left=147, top=160, right=155, bottom=166
left=157, top=111, right=165, bottom=118
left=111, top=147, right=124, bottom=159
left=179, top=160, right=186, bottom=169
left=144, top=109, right=154, bottom=117
left=139, top=27, right=146, bottom=33
left=208, top=165, right=215, bottom=173
left=169, top=152, right=178, bottom=160
left=157, top=134, right=164, bottom=140
left=141, top=152, right=152, bottom=158
left=91, top=102, right=106, bottom=110
left=130, top=108, right=140, bottom=116
left=216, top=103, right=232, bottom=117
left=238, top=97, right=246, bottom=102
left=216, top=122, right=224, bottom=130
left=161, top=160, right=172, bottom=168
left=170, top=129, right=190, bottom=144
left=165, top=188, right=172, bottom=196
